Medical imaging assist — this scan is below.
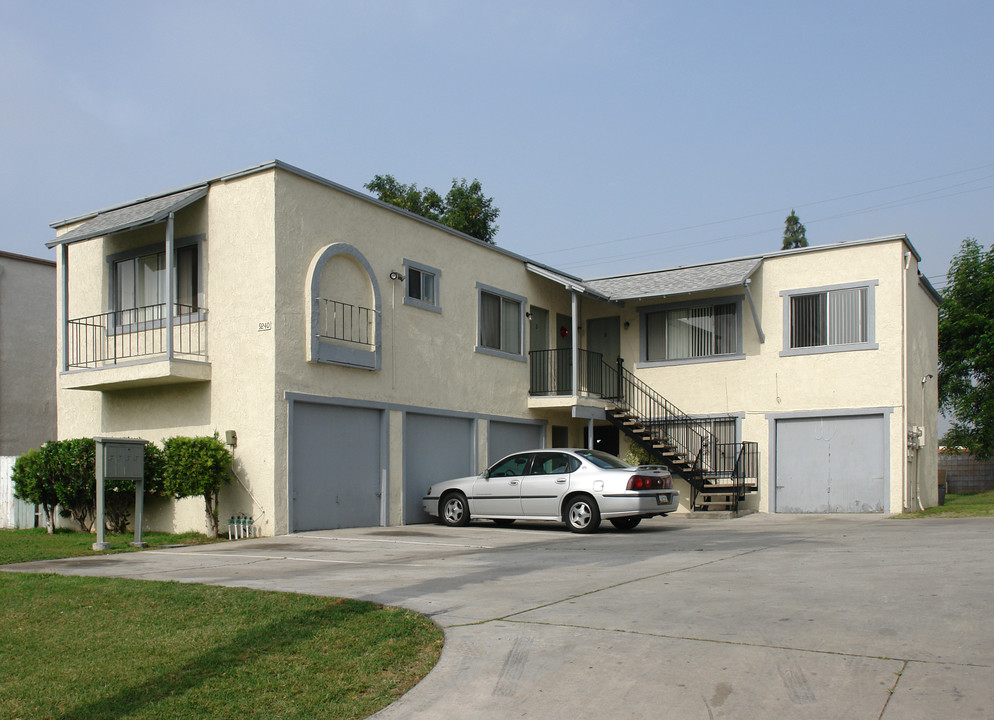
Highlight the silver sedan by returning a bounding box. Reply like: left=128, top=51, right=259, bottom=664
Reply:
left=422, top=448, right=679, bottom=533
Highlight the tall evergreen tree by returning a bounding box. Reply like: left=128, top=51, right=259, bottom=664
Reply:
left=782, top=210, right=808, bottom=249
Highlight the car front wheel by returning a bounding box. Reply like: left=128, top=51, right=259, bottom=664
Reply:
left=610, top=517, right=641, bottom=531
left=441, top=493, right=470, bottom=527
left=564, top=494, right=601, bottom=533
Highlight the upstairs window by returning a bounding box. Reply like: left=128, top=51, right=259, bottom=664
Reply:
left=477, top=284, right=525, bottom=359
left=641, top=300, right=740, bottom=364
left=403, top=259, right=441, bottom=313
left=111, top=240, right=201, bottom=324
left=781, top=281, right=877, bottom=356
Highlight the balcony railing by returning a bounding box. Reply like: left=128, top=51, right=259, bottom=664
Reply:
left=529, top=348, right=618, bottom=397
left=67, top=303, right=208, bottom=369
left=317, top=298, right=374, bottom=346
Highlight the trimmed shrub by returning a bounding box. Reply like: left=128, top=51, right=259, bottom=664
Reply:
left=11, top=446, right=59, bottom=533
left=163, top=435, right=233, bottom=538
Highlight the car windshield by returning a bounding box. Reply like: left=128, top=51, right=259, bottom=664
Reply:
left=573, top=449, right=631, bottom=469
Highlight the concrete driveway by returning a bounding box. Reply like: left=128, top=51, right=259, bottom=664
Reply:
left=6, top=514, right=994, bottom=719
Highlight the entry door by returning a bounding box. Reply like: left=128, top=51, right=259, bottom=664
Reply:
left=556, top=313, right=572, bottom=394
left=587, top=316, right=620, bottom=397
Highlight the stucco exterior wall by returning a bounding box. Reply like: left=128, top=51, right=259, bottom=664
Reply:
left=0, top=253, right=56, bottom=455
left=589, top=238, right=928, bottom=513
left=269, top=169, right=572, bottom=532
left=904, top=255, right=940, bottom=509
left=53, top=174, right=280, bottom=535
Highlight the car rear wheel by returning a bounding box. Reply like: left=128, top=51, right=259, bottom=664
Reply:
left=610, top=517, right=641, bottom=531
left=441, top=492, right=470, bottom=527
left=564, top=494, right=600, bottom=533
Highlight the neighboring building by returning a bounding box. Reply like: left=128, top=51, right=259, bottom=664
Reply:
left=0, top=251, right=57, bottom=528
left=47, top=161, right=940, bottom=535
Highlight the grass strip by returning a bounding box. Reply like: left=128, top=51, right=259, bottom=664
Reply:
left=894, top=490, right=994, bottom=518
left=0, top=528, right=220, bottom=565
left=0, top=573, right=442, bottom=720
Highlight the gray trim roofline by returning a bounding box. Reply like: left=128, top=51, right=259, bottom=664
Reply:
left=525, top=263, right=611, bottom=301
left=0, top=250, right=55, bottom=267
left=919, top=273, right=942, bottom=306
left=48, top=159, right=579, bottom=282
left=586, top=233, right=920, bottom=284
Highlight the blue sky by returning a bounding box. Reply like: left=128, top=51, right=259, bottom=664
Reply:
left=2, top=1, right=991, bottom=288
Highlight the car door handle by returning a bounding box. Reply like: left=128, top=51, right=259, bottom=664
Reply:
left=509, top=480, right=519, bottom=486
left=555, top=478, right=567, bottom=484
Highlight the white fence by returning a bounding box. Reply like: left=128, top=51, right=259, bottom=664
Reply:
left=0, top=455, right=40, bottom=529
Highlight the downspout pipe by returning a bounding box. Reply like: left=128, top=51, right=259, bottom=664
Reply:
left=744, top=278, right=765, bottom=344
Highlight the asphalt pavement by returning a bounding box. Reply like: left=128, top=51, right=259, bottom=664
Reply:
left=5, top=513, right=993, bottom=719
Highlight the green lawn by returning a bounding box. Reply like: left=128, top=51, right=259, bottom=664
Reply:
left=0, top=530, right=443, bottom=719
left=0, top=527, right=220, bottom=565
left=894, top=489, right=994, bottom=518
left=0, top=574, right=442, bottom=720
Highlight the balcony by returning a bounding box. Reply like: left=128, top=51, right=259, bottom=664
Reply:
left=61, top=303, right=210, bottom=391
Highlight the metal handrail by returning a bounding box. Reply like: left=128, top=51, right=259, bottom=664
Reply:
left=66, top=303, right=207, bottom=369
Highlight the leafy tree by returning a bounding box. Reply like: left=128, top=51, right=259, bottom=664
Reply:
left=782, top=210, right=808, bottom=249
left=938, top=238, right=994, bottom=457
left=11, top=446, right=60, bottom=533
left=52, top=438, right=96, bottom=532
left=163, top=435, right=233, bottom=537
left=365, top=174, right=500, bottom=244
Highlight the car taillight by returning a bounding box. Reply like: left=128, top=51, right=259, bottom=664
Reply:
left=626, top=474, right=672, bottom=490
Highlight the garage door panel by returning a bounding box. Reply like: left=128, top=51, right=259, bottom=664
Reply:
left=291, top=403, right=382, bottom=532
left=775, top=415, right=886, bottom=513
left=405, top=414, right=474, bottom=523
left=488, top=421, right=543, bottom=465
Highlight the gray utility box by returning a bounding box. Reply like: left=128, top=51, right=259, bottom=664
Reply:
left=93, top=437, right=149, bottom=550
left=103, top=441, right=145, bottom=479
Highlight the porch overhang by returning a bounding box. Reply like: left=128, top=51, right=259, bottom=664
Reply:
left=47, top=185, right=208, bottom=247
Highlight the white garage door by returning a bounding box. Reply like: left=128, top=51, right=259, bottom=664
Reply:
left=290, top=402, right=383, bottom=532
left=775, top=415, right=886, bottom=513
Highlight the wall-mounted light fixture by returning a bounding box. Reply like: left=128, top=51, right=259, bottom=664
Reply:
left=525, top=311, right=533, bottom=320
left=389, top=271, right=405, bottom=281
left=623, top=321, right=630, bottom=330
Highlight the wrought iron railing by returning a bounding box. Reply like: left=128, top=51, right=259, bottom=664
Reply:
left=317, top=298, right=374, bottom=346
left=67, top=303, right=207, bottom=369
left=529, top=348, right=618, bottom=397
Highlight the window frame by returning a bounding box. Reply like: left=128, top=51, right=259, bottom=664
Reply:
left=402, top=259, right=441, bottom=313
left=637, top=295, right=745, bottom=368
left=106, top=234, right=204, bottom=331
left=475, top=283, right=526, bottom=362
left=780, top=280, right=878, bottom=357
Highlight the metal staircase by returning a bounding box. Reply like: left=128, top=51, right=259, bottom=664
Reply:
left=528, top=349, right=759, bottom=511
left=601, top=359, right=759, bottom=512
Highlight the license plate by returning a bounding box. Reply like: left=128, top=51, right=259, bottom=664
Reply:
left=657, top=494, right=670, bottom=505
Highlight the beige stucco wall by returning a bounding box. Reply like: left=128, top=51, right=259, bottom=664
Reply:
left=53, top=175, right=280, bottom=535
left=0, top=254, right=57, bottom=455
left=269, top=169, right=572, bottom=532
left=579, top=238, right=930, bottom=513
left=904, top=257, right=940, bottom=510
